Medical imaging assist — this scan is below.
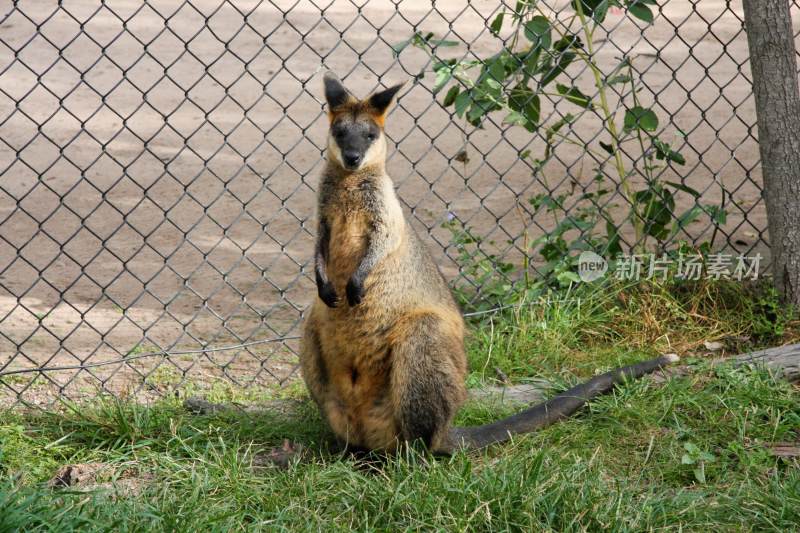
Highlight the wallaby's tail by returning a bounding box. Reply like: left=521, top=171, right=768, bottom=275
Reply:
left=442, top=354, right=679, bottom=453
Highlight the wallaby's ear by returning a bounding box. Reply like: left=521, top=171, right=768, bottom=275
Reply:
left=323, top=72, right=353, bottom=110
left=368, top=82, right=405, bottom=117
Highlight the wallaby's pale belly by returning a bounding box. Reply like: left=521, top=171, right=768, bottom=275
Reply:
left=315, top=206, right=400, bottom=447
left=314, top=301, right=400, bottom=449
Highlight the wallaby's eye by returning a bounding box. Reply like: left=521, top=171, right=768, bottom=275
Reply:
left=367, top=132, right=377, bottom=141
left=334, top=129, right=346, bottom=139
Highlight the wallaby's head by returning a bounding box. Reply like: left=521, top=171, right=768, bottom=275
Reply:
left=323, top=72, right=404, bottom=172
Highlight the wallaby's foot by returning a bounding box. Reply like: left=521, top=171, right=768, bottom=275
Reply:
left=331, top=443, right=387, bottom=472
left=259, top=440, right=382, bottom=471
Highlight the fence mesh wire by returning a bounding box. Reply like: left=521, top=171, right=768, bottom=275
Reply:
left=0, top=0, right=797, bottom=407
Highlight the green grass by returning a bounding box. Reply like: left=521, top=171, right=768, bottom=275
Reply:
left=466, top=277, right=797, bottom=384
left=1, top=279, right=798, bottom=531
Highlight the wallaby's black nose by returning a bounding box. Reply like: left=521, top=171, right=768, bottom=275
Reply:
left=343, top=151, right=362, bottom=168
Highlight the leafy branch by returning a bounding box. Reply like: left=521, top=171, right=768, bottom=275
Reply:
left=396, top=0, right=725, bottom=287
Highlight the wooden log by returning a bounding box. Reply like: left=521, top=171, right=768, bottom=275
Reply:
left=466, top=379, right=552, bottom=406
left=732, top=343, right=800, bottom=382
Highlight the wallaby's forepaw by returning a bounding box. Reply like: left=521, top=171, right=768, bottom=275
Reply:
left=318, top=281, right=339, bottom=308
left=346, top=277, right=364, bottom=306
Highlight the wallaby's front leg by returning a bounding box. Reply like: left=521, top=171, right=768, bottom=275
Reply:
left=315, top=218, right=339, bottom=308
left=346, top=221, right=397, bottom=306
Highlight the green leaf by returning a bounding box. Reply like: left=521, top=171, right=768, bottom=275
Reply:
left=432, top=68, right=452, bottom=93
left=606, top=74, right=632, bottom=85
left=483, top=77, right=503, bottom=94
left=669, top=152, right=686, bottom=165
left=694, top=467, right=706, bottom=484
left=467, top=97, right=498, bottom=126
left=702, top=205, right=728, bottom=225
left=554, top=33, right=582, bottom=52
left=698, top=451, right=716, bottom=463
left=684, top=442, right=700, bottom=455
left=487, top=56, right=506, bottom=83
left=556, top=83, right=593, bottom=108
left=568, top=216, right=595, bottom=231
left=428, top=38, right=460, bottom=47
left=521, top=95, right=542, bottom=130
left=672, top=205, right=703, bottom=236
left=391, top=37, right=413, bottom=56
left=541, top=52, right=575, bottom=86
left=522, top=47, right=543, bottom=78
left=545, top=113, right=575, bottom=142
left=509, top=84, right=541, bottom=130
left=636, top=184, right=675, bottom=239
left=524, top=16, right=551, bottom=48
left=529, top=194, right=548, bottom=211
left=443, top=86, right=460, bottom=107
left=503, top=111, right=527, bottom=127
left=454, top=90, right=471, bottom=117
left=665, top=181, right=700, bottom=198
left=623, top=106, right=659, bottom=132
left=432, top=58, right=458, bottom=70
left=466, top=105, right=484, bottom=124
left=605, top=219, right=622, bottom=256
left=557, top=271, right=581, bottom=285
left=572, top=0, right=620, bottom=21
left=653, top=138, right=686, bottom=165
left=490, top=11, right=504, bottom=35
left=592, top=0, right=609, bottom=23
left=627, top=2, right=654, bottom=23
left=599, top=140, right=614, bottom=154
left=508, top=85, right=532, bottom=112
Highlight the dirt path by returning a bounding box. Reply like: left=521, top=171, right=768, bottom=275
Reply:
left=0, top=0, right=795, bottom=404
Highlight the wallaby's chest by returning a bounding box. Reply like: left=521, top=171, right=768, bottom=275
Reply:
left=324, top=185, right=375, bottom=287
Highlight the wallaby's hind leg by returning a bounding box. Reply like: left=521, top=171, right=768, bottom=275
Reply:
left=389, top=312, right=467, bottom=449
left=300, top=311, right=360, bottom=446
left=299, top=314, right=329, bottom=409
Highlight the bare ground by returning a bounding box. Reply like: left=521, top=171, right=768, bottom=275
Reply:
left=0, top=0, right=796, bottom=405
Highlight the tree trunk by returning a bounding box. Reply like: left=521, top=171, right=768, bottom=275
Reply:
left=742, top=0, right=800, bottom=305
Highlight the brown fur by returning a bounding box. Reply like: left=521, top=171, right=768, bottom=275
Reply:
left=300, top=73, right=466, bottom=451
left=328, top=101, right=386, bottom=127
left=299, top=73, right=680, bottom=455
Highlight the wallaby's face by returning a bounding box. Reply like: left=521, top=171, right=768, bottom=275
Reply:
left=329, top=110, right=383, bottom=172
left=323, top=73, right=404, bottom=172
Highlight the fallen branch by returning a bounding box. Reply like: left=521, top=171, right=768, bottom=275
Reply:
left=732, top=343, right=800, bottom=382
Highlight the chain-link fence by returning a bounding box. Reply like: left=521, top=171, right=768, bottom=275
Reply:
left=0, top=0, right=797, bottom=407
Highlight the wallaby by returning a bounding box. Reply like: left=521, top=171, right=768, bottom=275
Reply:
left=299, top=72, right=679, bottom=454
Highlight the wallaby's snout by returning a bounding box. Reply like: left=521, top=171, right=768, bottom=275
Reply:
left=330, top=117, right=378, bottom=171
left=342, top=150, right=362, bottom=169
